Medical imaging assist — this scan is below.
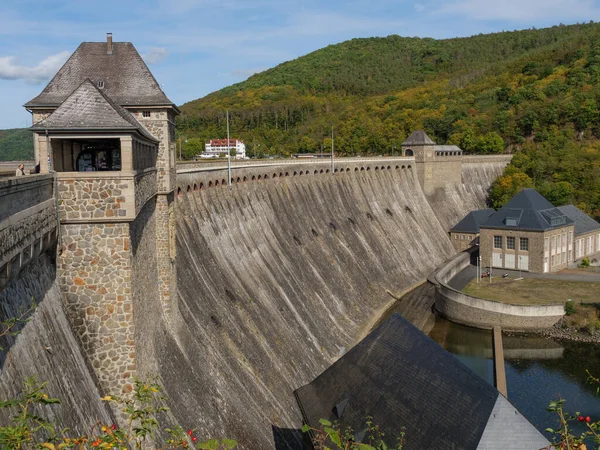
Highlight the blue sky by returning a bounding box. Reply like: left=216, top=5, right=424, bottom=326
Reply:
left=1, top=0, right=600, bottom=129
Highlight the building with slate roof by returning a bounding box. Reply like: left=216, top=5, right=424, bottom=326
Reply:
left=449, top=208, right=494, bottom=251
left=479, top=188, right=588, bottom=273
left=557, top=205, right=600, bottom=264
left=295, top=313, right=549, bottom=450
left=401, top=130, right=463, bottom=193
left=25, top=34, right=179, bottom=396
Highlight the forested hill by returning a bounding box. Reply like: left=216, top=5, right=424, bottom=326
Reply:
left=0, top=128, right=33, bottom=161
left=179, top=22, right=600, bottom=219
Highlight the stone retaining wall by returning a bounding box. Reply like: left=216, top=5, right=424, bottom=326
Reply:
left=433, top=248, right=564, bottom=330
left=0, top=174, right=57, bottom=289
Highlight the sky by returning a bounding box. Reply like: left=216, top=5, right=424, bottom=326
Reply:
left=1, top=0, right=600, bottom=129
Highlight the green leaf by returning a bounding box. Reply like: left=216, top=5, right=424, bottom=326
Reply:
left=197, top=439, right=220, bottom=450
left=301, top=424, right=311, bottom=433
left=358, top=444, right=376, bottom=450
left=221, top=439, right=238, bottom=448
left=328, top=430, right=342, bottom=447
left=319, top=418, right=332, bottom=427
left=545, top=428, right=555, bottom=433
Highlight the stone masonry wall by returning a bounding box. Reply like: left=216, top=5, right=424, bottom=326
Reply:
left=135, top=169, right=158, bottom=216
left=58, top=176, right=134, bottom=221
left=58, top=222, right=136, bottom=395
left=135, top=110, right=175, bottom=194
left=130, top=197, right=160, bottom=373
left=155, top=193, right=176, bottom=316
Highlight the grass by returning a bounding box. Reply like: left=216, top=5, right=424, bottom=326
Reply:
left=461, top=278, right=600, bottom=305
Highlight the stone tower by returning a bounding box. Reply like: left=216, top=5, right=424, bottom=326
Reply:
left=401, top=130, right=463, bottom=194
left=25, top=34, right=179, bottom=395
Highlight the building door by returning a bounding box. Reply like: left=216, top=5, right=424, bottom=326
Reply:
left=519, top=255, right=529, bottom=271
left=505, top=254, right=515, bottom=269
left=492, top=252, right=502, bottom=268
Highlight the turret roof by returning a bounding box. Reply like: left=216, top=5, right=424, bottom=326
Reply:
left=31, top=79, right=157, bottom=142
left=25, top=42, right=174, bottom=109
left=402, top=130, right=435, bottom=146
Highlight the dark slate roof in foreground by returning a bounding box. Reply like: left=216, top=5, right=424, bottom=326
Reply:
left=482, top=188, right=573, bottom=232
left=557, top=205, right=600, bottom=236
left=294, top=314, right=548, bottom=450
left=451, top=208, right=495, bottom=233
left=25, top=42, right=173, bottom=108
left=32, top=79, right=157, bottom=142
left=402, top=130, right=435, bottom=146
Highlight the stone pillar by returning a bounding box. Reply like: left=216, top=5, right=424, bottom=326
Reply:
left=58, top=223, right=136, bottom=395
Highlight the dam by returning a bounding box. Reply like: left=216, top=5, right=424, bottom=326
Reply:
left=0, top=35, right=511, bottom=449
left=0, top=155, right=508, bottom=448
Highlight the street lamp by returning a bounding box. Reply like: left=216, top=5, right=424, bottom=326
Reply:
left=178, top=136, right=187, bottom=161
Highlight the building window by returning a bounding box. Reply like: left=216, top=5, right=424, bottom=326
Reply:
left=142, top=111, right=151, bottom=118
left=544, top=237, right=549, bottom=252
left=506, top=236, right=515, bottom=250
left=454, top=234, right=458, bottom=240
left=462, top=234, right=466, bottom=240
left=551, top=235, right=556, bottom=253
left=494, top=236, right=502, bottom=249
left=97, top=80, right=104, bottom=89
left=562, top=252, right=565, bottom=264
left=520, top=237, right=529, bottom=251
left=551, top=255, right=555, bottom=266
left=569, top=250, right=572, bottom=261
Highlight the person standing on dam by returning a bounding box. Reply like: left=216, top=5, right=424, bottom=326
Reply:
left=15, top=163, right=26, bottom=176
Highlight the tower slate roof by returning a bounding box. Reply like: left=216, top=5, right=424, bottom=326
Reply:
left=450, top=208, right=495, bottom=233
left=402, top=130, right=435, bottom=146
left=32, top=79, right=157, bottom=142
left=25, top=42, right=174, bottom=108
left=482, top=188, right=573, bottom=232
left=557, top=205, right=600, bottom=236
left=294, top=314, right=548, bottom=450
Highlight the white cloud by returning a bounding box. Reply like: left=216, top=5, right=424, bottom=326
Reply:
left=231, top=67, right=268, bottom=78
left=0, top=51, right=70, bottom=84
left=437, top=0, right=600, bottom=21
left=142, top=47, right=169, bottom=64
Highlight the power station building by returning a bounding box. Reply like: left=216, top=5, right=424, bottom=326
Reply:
left=473, top=189, right=600, bottom=273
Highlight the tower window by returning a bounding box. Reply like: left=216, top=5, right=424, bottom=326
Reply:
left=142, top=111, right=151, bottom=118
left=97, top=80, right=104, bottom=89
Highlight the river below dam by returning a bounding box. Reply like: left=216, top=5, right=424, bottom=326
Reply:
left=428, top=316, right=600, bottom=439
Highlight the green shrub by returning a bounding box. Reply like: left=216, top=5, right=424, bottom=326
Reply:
left=581, top=257, right=590, bottom=268
left=565, top=301, right=577, bottom=316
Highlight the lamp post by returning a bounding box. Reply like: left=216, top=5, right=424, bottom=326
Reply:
left=331, top=126, right=334, bottom=174
left=227, top=110, right=231, bottom=186
left=178, top=136, right=187, bottom=161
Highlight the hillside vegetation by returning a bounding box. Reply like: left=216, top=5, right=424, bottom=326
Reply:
left=0, top=128, right=33, bottom=161
left=179, top=22, right=600, bottom=219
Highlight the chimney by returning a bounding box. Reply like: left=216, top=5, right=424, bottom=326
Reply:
left=107, top=33, right=113, bottom=55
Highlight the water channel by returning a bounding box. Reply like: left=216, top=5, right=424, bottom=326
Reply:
left=428, top=315, right=600, bottom=439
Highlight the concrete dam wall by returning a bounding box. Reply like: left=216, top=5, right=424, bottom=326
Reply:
left=151, top=160, right=506, bottom=448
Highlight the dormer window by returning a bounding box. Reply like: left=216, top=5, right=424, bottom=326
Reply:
left=97, top=80, right=104, bottom=89
left=142, top=111, right=151, bottom=118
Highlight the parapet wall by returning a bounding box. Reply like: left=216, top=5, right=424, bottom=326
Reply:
left=0, top=174, right=57, bottom=289
left=176, top=157, right=415, bottom=194
left=433, top=248, right=564, bottom=330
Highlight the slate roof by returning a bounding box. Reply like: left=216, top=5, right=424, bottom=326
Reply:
left=294, top=314, right=548, bottom=450
left=481, top=188, right=573, bottom=232
left=402, top=130, right=435, bottom=146
left=557, top=205, right=600, bottom=237
left=32, top=79, right=157, bottom=142
left=25, top=42, right=174, bottom=108
left=435, top=144, right=462, bottom=152
left=450, top=208, right=495, bottom=233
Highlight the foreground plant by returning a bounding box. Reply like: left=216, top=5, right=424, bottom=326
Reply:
left=0, top=377, right=236, bottom=449
left=302, top=417, right=405, bottom=450
left=544, top=371, right=600, bottom=450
